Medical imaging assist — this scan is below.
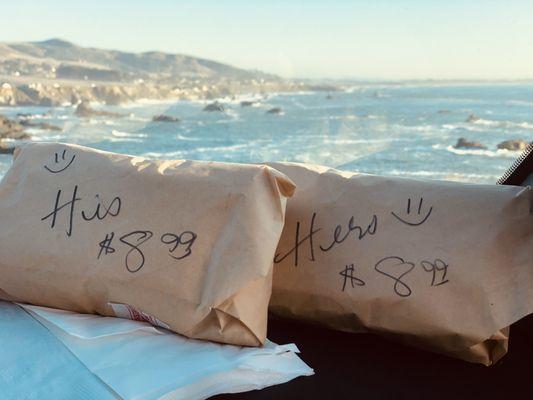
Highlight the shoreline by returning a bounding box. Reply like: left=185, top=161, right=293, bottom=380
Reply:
left=0, top=77, right=341, bottom=108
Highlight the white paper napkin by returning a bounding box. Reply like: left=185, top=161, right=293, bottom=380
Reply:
left=17, top=302, right=313, bottom=400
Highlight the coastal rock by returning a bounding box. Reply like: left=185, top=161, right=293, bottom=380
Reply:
left=240, top=101, right=256, bottom=107
left=152, top=114, right=180, bottom=123
left=75, top=101, right=123, bottom=118
left=326, top=95, right=333, bottom=100
left=15, top=84, right=58, bottom=107
left=19, top=120, right=62, bottom=131
left=266, top=107, right=283, bottom=115
left=454, top=138, right=487, bottom=150
left=0, top=142, right=15, bottom=154
left=497, top=139, right=530, bottom=151
left=203, top=101, right=225, bottom=112
left=0, top=115, right=31, bottom=140
left=465, top=114, right=479, bottom=123
left=92, top=86, right=130, bottom=105
left=70, top=93, right=81, bottom=106
left=0, top=83, right=16, bottom=106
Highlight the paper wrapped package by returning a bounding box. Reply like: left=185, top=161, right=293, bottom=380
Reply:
left=0, top=142, right=295, bottom=347
left=268, top=162, right=533, bottom=365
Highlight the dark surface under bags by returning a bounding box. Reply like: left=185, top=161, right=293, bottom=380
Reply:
left=215, top=314, right=533, bottom=400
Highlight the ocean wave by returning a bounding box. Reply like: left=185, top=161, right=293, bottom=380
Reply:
left=445, top=145, right=521, bottom=158
left=23, top=128, right=55, bottom=135
left=469, top=118, right=533, bottom=129
left=442, top=124, right=459, bottom=130
left=108, top=138, right=145, bottom=143
left=470, top=118, right=500, bottom=127
left=142, top=150, right=186, bottom=159
left=120, top=98, right=180, bottom=108
left=111, top=130, right=147, bottom=138
left=322, top=138, right=394, bottom=145
left=176, top=134, right=201, bottom=141
left=388, top=169, right=497, bottom=183
left=128, top=115, right=151, bottom=122
left=16, top=113, right=53, bottom=120
left=32, top=134, right=64, bottom=141
left=444, top=119, right=533, bottom=131
left=195, top=143, right=251, bottom=153
left=506, top=100, right=533, bottom=107
left=327, top=115, right=357, bottom=120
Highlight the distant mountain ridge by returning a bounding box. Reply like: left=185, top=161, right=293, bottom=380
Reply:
left=0, top=38, right=276, bottom=82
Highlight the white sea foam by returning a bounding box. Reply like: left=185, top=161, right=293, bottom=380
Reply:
left=388, top=169, right=497, bottom=183
left=128, top=115, right=151, bottom=122
left=120, top=98, right=180, bottom=108
left=322, top=138, right=394, bottom=145
left=468, top=118, right=533, bottom=129
left=194, top=143, right=251, bottom=153
left=442, top=124, right=459, bottom=130
left=17, top=113, right=53, bottom=120
left=176, top=134, right=201, bottom=141
left=506, top=100, right=533, bottom=107
left=445, top=145, right=520, bottom=158
left=111, top=130, right=147, bottom=138
left=471, top=118, right=500, bottom=127
left=141, top=150, right=186, bottom=159
left=108, top=137, right=144, bottom=143
left=31, top=134, right=64, bottom=141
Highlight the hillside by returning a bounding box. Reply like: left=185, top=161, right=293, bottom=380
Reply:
left=0, top=38, right=274, bottom=82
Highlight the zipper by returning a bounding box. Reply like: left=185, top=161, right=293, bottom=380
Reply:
left=497, top=142, right=533, bottom=186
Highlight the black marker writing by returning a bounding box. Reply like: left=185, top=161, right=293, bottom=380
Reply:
left=119, top=230, right=153, bottom=273
left=339, top=263, right=365, bottom=291
left=319, top=214, right=378, bottom=252
left=421, top=258, right=449, bottom=286
left=98, top=232, right=116, bottom=259
left=274, top=212, right=321, bottom=267
left=41, top=186, right=80, bottom=237
left=374, top=256, right=415, bottom=297
left=391, top=197, right=433, bottom=226
left=161, top=231, right=197, bottom=260
left=44, top=149, right=76, bottom=174
left=82, top=194, right=121, bottom=221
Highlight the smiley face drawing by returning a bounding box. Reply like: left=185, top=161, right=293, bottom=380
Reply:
left=391, top=197, right=433, bottom=226
left=43, top=149, right=76, bottom=173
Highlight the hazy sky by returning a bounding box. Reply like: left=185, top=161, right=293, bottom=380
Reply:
left=2, top=0, right=533, bottom=80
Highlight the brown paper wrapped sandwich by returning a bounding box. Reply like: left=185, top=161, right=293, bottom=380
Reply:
left=268, top=162, right=533, bottom=365
left=0, top=142, right=295, bottom=347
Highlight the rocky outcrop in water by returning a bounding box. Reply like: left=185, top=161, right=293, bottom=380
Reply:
left=240, top=101, right=256, bottom=107
left=75, top=101, right=124, bottom=118
left=0, top=115, right=30, bottom=140
left=454, top=138, right=487, bottom=149
left=497, top=139, right=530, bottom=151
left=465, top=114, right=479, bottom=123
left=266, top=107, right=283, bottom=115
left=0, top=142, right=15, bottom=154
left=152, top=114, right=180, bottom=123
left=19, top=120, right=61, bottom=131
left=203, top=102, right=225, bottom=112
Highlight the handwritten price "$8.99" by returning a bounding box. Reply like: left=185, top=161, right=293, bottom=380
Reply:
left=339, top=256, right=449, bottom=297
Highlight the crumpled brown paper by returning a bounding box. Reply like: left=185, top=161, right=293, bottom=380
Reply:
left=268, top=162, right=532, bottom=365
left=0, top=142, right=295, bottom=347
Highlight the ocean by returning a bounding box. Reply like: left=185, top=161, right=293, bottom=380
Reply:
left=1, top=83, right=532, bottom=183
